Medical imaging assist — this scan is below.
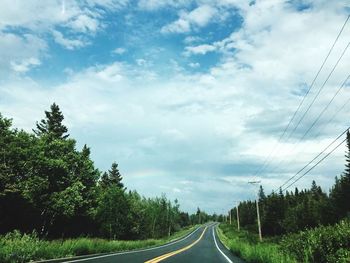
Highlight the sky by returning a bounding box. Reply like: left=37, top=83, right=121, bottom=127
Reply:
left=1, top=0, right=350, bottom=214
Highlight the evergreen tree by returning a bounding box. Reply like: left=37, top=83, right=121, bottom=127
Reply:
left=258, top=185, right=266, bottom=202
left=33, top=103, right=69, bottom=139
left=108, top=162, right=124, bottom=189
left=330, top=131, right=350, bottom=219
left=100, top=172, right=110, bottom=188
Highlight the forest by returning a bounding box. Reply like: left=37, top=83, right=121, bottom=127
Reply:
left=0, top=103, right=211, bottom=241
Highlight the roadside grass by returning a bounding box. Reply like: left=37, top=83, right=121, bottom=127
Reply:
left=281, top=219, right=350, bottom=263
left=0, top=225, right=199, bottom=263
left=217, top=224, right=296, bottom=263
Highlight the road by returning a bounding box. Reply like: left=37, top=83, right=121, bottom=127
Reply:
left=61, top=223, right=245, bottom=263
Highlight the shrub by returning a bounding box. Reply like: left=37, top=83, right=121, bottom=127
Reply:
left=0, top=230, right=40, bottom=263
left=218, top=224, right=296, bottom=263
left=281, top=219, right=350, bottom=263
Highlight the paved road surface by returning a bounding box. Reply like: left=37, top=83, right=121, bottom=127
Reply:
left=60, top=223, right=244, bottom=263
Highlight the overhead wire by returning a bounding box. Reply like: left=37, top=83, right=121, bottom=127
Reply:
left=281, top=134, right=348, bottom=191
left=268, top=73, right=350, bottom=177
left=276, top=127, right=349, bottom=191
left=251, top=15, right=350, bottom=179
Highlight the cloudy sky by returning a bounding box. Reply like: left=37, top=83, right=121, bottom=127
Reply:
left=1, top=0, right=350, bottom=213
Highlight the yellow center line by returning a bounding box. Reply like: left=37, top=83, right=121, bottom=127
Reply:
left=144, top=226, right=208, bottom=263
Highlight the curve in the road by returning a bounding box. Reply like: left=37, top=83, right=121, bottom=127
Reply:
left=56, top=223, right=245, bottom=263
left=145, top=226, right=208, bottom=263
left=60, top=226, right=204, bottom=263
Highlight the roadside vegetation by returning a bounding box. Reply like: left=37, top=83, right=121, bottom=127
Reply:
left=217, top=131, right=350, bottom=263
left=219, top=220, right=350, bottom=263
left=0, top=104, right=213, bottom=262
left=0, top=225, right=198, bottom=263
left=218, top=224, right=296, bottom=263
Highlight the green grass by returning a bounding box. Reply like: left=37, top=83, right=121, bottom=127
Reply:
left=217, top=224, right=296, bottom=263
left=281, top=220, right=350, bottom=263
left=0, top=225, right=199, bottom=263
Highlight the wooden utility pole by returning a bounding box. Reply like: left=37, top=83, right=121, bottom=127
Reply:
left=229, top=210, right=232, bottom=225
left=248, top=181, right=263, bottom=242
left=256, top=199, right=262, bottom=241
left=236, top=205, right=240, bottom=231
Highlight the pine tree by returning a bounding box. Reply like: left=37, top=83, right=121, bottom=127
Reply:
left=100, top=172, right=110, bottom=188
left=33, top=103, right=69, bottom=139
left=108, top=162, right=124, bottom=189
left=330, top=131, right=350, bottom=219
left=258, top=185, right=266, bottom=202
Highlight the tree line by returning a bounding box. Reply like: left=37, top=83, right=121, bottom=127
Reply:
left=230, top=132, right=350, bottom=236
left=0, top=103, right=209, bottom=239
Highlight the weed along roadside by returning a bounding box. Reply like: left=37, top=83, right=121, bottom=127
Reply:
left=0, top=226, right=200, bottom=263
left=217, top=221, right=350, bottom=263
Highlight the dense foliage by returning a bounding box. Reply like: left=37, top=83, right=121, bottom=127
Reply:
left=218, top=223, right=296, bottom=263
left=0, top=104, right=205, bottom=240
left=281, top=219, right=350, bottom=263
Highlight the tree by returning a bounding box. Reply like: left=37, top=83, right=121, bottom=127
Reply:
left=96, top=186, right=129, bottom=239
left=108, top=162, right=124, bottom=190
left=330, top=131, right=350, bottom=220
left=100, top=172, right=110, bottom=188
left=0, top=109, right=205, bottom=240
left=258, top=185, right=266, bottom=202
left=33, top=103, right=69, bottom=139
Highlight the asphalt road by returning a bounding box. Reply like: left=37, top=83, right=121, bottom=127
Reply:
left=61, top=223, right=245, bottom=263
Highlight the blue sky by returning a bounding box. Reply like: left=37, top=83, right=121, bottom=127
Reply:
left=1, top=0, right=350, bottom=213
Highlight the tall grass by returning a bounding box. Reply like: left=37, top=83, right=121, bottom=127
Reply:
left=217, top=224, right=296, bottom=263
left=0, top=226, right=198, bottom=263
left=281, top=219, right=350, bottom=263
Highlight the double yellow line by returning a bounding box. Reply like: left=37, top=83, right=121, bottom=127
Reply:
left=144, top=226, right=208, bottom=263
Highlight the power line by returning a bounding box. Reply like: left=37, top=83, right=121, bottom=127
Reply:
left=252, top=15, right=350, bottom=178
left=268, top=74, right=350, bottom=176
left=276, top=127, right=349, bottom=191
left=285, top=40, right=350, bottom=142
left=254, top=15, right=350, bottom=179
left=299, top=74, right=350, bottom=142
left=282, top=134, right=347, bottom=191
left=283, top=14, right=350, bottom=142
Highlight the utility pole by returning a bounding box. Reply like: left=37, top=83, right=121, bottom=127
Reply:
left=233, top=200, right=240, bottom=231
left=236, top=205, right=240, bottom=231
left=229, top=209, right=232, bottom=225
left=248, top=181, right=262, bottom=242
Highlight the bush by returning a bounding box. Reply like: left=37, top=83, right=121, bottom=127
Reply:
left=0, top=230, right=40, bottom=263
left=218, top=224, right=296, bottom=263
left=281, top=219, right=350, bottom=263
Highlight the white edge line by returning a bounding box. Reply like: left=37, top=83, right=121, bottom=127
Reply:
left=64, top=226, right=203, bottom=262
left=212, top=226, right=233, bottom=263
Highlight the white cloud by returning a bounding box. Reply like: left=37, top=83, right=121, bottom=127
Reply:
left=138, top=0, right=189, bottom=10
left=183, top=35, right=203, bottom=44
left=113, top=47, right=127, bottom=54
left=188, top=62, right=200, bottom=68
left=11, top=57, right=41, bottom=73
left=66, top=14, right=100, bottom=33
left=161, top=5, right=218, bottom=33
left=0, top=32, right=47, bottom=76
left=0, top=0, right=128, bottom=74
left=87, top=0, right=130, bottom=10
left=184, top=44, right=216, bottom=55
left=136, top=58, right=147, bottom=66
left=52, top=30, right=87, bottom=50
